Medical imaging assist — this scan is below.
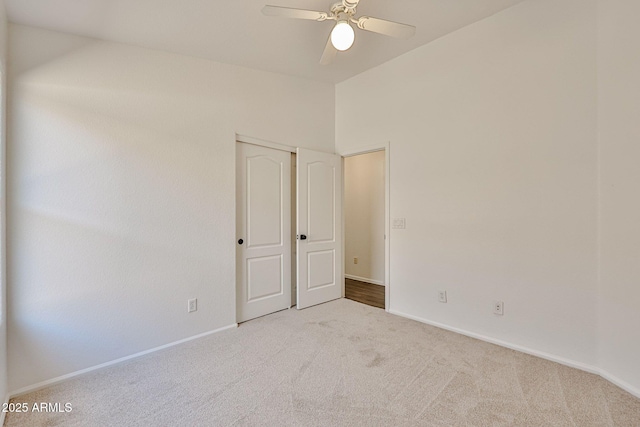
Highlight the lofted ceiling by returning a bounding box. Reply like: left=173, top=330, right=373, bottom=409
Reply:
left=5, top=0, right=525, bottom=83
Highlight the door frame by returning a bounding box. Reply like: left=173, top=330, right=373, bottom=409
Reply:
left=340, top=142, right=391, bottom=312
left=237, top=134, right=296, bottom=154
left=235, top=134, right=391, bottom=313
left=236, top=134, right=343, bottom=321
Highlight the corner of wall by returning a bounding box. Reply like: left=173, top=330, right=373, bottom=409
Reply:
left=0, top=0, right=9, bottom=410
left=595, top=0, right=640, bottom=395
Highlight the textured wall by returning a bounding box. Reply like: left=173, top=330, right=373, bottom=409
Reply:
left=337, top=0, right=599, bottom=367
left=597, top=0, right=640, bottom=395
left=7, top=24, right=334, bottom=392
left=0, top=0, right=8, bottom=410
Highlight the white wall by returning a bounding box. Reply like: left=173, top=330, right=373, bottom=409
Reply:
left=337, top=0, right=599, bottom=367
left=7, top=24, right=335, bottom=393
left=597, top=0, right=640, bottom=394
left=0, top=0, right=8, bottom=410
left=6, top=0, right=640, bottom=398
left=344, top=151, right=385, bottom=284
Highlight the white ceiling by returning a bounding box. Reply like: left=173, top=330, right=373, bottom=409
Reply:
left=5, top=0, right=525, bottom=83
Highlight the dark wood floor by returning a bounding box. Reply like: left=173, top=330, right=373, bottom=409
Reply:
left=345, top=278, right=385, bottom=309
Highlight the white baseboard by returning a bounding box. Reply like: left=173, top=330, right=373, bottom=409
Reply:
left=345, top=274, right=385, bottom=287
left=8, top=312, right=640, bottom=402
left=598, top=369, right=640, bottom=399
left=388, top=309, right=640, bottom=399
left=9, top=323, right=238, bottom=398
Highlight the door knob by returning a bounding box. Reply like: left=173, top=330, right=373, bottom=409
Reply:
left=299, top=234, right=307, bottom=240
left=238, top=239, right=244, bottom=245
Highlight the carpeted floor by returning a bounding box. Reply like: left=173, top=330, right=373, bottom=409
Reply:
left=6, top=299, right=640, bottom=426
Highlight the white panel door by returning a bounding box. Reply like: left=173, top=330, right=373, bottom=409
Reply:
left=237, top=143, right=291, bottom=322
left=297, top=148, right=343, bottom=309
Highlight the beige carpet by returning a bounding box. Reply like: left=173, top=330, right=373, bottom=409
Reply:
left=5, top=299, right=640, bottom=426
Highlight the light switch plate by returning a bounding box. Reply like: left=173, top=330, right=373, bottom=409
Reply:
left=392, top=218, right=406, bottom=229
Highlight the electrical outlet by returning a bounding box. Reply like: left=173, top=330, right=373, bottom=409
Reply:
left=438, top=290, right=447, bottom=303
left=188, top=298, right=197, bottom=313
left=493, top=301, right=504, bottom=315
left=353, top=257, right=358, bottom=264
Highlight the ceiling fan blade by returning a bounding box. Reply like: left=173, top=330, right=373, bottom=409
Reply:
left=355, top=16, right=416, bottom=39
left=262, top=5, right=329, bottom=21
left=320, top=35, right=337, bottom=65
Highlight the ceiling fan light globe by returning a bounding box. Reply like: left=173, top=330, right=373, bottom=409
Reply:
left=331, top=21, right=355, bottom=51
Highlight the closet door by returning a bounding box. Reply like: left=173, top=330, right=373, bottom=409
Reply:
left=296, top=148, right=343, bottom=309
left=236, top=143, right=291, bottom=322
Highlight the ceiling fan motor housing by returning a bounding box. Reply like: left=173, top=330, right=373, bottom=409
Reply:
left=342, top=0, right=359, bottom=11
left=332, top=0, right=358, bottom=16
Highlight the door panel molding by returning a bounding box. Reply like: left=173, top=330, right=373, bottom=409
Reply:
left=297, top=148, right=343, bottom=309
left=247, top=254, right=284, bottom=301
left=236, top=142, right=291, bottom=322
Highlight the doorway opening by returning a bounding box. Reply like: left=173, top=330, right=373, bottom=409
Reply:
left=342, top=146, right=389, bottom=310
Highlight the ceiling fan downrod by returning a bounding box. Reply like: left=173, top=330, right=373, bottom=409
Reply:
left=341, top=0, right=359, bottom=13
left=331, top=0, right=359, bottom=17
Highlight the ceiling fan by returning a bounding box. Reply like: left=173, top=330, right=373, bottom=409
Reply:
left=262, top=0, right=416, bottom=65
